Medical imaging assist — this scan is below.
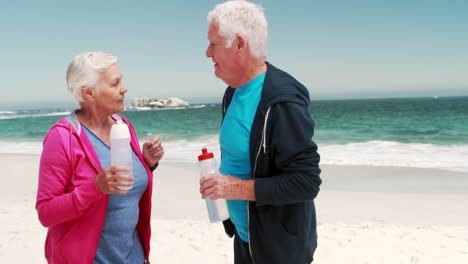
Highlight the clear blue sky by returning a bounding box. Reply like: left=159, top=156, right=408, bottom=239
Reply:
left=1, top=0, right=467, bottom=107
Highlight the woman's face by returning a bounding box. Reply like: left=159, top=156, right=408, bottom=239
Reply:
left=93, top=64, right=127, bottom=115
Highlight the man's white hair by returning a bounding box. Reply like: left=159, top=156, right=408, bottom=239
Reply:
left=208, top=0, right=268, bottom=59
left=66, top=51, right=117, bottom=105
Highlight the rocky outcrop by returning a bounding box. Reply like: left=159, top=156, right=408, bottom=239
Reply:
left=132, top=97, right=189, bottom=109
left=165, top=97, right=189, bottom=107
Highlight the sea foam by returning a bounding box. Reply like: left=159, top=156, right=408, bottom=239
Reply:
left=1, top=139, right=466, bottom=173
left=154, top=139, right=468, bottom=173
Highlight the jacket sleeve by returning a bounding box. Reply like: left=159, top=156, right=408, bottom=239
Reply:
left=255, top=102, right=321, bottom=206
left=36, top=127, right=105, bottom=227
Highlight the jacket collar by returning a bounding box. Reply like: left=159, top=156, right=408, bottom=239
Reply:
left=223, top=62, right=310, bottom=114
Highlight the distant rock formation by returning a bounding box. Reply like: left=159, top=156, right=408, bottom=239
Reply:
left=165, top=97, right=190, bottom=107
left=132, top=97, right=189, bottom=109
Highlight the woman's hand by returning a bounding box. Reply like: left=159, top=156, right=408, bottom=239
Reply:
left=95, top=166, right=134, bottom=194
left=142, top=136, right=164, bottom=168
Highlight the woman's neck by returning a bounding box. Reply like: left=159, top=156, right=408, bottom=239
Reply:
left=76, top=108, right=115, bottom=144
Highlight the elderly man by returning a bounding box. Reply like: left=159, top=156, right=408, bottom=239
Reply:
left=199, top=1, right=322, bottom=264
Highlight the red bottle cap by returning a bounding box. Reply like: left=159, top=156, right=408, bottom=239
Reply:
left=198, top=148, right=214, bottom=161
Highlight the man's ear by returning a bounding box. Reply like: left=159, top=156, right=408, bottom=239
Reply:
left=235, top=34, right=247, bottom=54
left=80, top=86, right=94, bottom=101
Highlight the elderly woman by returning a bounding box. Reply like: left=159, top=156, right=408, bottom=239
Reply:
left=36, top=51, right=163, bottom=264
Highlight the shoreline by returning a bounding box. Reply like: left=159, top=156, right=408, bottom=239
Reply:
left=2, top=152, right=467, bottom=175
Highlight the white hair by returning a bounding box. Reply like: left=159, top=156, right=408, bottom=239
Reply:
left=66, top=51, right=117, bottom=105
left=208, top=0, right=268, bottom=59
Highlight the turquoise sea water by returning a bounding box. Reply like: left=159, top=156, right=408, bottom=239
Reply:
left=313, top=96, right=468, bottom=145
left=1, top=96, right=467, bottom=171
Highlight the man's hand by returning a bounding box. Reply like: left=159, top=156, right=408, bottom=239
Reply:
left=95, top=166, right=134, bottom=195
left=199, top=174, right=255, bottom=201
left=142, top=136, right=164, bottom=168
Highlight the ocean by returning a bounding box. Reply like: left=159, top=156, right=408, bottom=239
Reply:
left=1, top=96, right=467, bottom=172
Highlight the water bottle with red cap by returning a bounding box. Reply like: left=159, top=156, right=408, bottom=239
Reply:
left=198, top=148, right=230, bottom=223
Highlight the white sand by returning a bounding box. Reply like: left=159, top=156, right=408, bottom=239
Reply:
left=1, top=155, right=467, bottom=263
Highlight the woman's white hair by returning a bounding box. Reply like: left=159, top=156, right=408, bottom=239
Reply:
left=208, top=0, right=268, bottom=59
left=66, top=51, right=117, bottom=105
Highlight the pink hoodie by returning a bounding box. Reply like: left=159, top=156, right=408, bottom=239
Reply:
left=36, top=113, right=153, bottom=264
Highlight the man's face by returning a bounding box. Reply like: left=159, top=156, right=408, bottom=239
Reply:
left=206, top=22, right=240, bottom=86
left=93, top=64, right=127, bottom=115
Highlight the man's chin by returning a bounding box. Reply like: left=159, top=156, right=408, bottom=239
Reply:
left=214, top=71, right=222, bottom=79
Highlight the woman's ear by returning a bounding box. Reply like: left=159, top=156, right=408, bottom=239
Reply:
left=80, top=86, right=94, bottom=102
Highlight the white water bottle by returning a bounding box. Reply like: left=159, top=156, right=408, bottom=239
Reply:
left=110, top=120, right=133, bottom=191
left=198, top=148, right=230, bottom=223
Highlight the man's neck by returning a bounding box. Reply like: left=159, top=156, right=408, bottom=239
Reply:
left=232, top=59, right=267, bottom=88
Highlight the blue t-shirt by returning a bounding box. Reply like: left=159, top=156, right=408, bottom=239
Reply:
left=219, top=72, right=266, bottom=242
left=82, top=124, right=148, bottom=264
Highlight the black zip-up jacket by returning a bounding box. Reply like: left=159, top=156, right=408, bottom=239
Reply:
left=221, top=62, right=322, bottom=263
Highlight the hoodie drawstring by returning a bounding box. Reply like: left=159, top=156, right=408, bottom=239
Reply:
left=262, top=107, right=271, bottom=153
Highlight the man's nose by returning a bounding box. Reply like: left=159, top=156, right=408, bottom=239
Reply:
left=121, top=85, right=128, bottom=94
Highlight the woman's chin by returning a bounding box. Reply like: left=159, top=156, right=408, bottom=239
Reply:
left=114, top=104, right=125, bottom=114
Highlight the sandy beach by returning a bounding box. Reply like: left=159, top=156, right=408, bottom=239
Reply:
left=1, top=154, right=467, bottom=263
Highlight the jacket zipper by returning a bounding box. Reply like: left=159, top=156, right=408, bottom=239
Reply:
left=252, top=107, right=271, bottom=178
left=248, top=106, right=271, bottom=263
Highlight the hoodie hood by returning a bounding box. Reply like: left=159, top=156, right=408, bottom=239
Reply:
left=259, top=62, right=311, bottom=112
left=223, top=62, right=311, bottom=115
